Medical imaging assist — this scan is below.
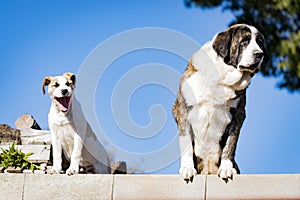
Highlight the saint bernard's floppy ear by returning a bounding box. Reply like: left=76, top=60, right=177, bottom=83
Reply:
left=42, top=76, right=52, bottom=95
left=261, top=39, right=270, bottom=65
left=212, top=30, right=231, bottom=58
left=63, top=72, right=76, bottom=86
left=263, top=50, right=270, bottom=64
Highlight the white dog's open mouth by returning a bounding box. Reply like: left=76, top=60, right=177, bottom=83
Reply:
left=55, top=96, right=71, bottom=112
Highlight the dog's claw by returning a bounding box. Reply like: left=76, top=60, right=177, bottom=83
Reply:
left=48, top=167, right=62, bottom=175
left=180, top=167, right=197, bottom=183
left=217, top=166, right=237, bottom=180
left=66, top=167, right=79, bottom=176
left=217, top=159, right=236, bottom=181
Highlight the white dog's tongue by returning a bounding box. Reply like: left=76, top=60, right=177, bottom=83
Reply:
left=56, top=97, right=70, bottom=112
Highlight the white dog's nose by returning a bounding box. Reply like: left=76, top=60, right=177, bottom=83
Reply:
left=61, top=89, right=68, bottom=96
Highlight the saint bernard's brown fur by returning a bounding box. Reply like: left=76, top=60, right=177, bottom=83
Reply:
left=173, top=24, right=269, bottom=181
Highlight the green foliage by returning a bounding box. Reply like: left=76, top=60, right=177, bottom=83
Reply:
left=0, top=143, right=40, bottom=171
left=185, top=0, right=300, bottom=92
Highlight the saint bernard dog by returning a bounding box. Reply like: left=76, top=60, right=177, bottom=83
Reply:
left=173, top=24, right=269, bottom=181
left=42, top=72, right=111, bottom=175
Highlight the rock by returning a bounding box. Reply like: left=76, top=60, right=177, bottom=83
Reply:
left=15, top=114, right=41, bottom=130
left=40, top=163, right=47, bottom=171
left=0, top=166, right=4, bottom=173
left=0, top=124, right=21, bottom=145
left=15, top=114, right=50, bottom=145
left=34, top=170, right=45, bottom=174
left=23, top=169, right=34, bottom=174
left=111, top=161, right=127, bottom=174
left=4, top=166, right=22, bottom=173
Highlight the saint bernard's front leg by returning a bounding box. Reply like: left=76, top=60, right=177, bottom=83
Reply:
left=218, top=159, right=237, bottom=180
left=179, top=130, right=197, bottom=181
left=66, top=133, right=84, bottom=175
left=218, top=91, right=246, bottom=180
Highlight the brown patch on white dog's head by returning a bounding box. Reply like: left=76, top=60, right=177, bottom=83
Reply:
left=42, top=76, right=52, bottom=95
left=63, top=72, right=76, bottom=87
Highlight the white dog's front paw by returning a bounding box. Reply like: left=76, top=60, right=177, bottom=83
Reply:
left=179, top=166, right=197, bottom=181
left=66, top=166, right=79, bottom=175
left=218, top=159, right=237, bottom=179
left=48, top=166, right=62, bottom=174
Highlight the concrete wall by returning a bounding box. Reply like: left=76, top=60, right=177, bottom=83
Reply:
left=0, top=174, right=299, bottom=200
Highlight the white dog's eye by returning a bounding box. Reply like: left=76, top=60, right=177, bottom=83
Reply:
left=66, top=82, right=70, bottom=86
left=54, top=82, right=60, bottom=87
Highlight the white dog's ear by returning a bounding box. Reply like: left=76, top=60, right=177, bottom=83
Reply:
left=63, top=72, right=76, bottom=86
left=42, top=76, right=52, bottom=95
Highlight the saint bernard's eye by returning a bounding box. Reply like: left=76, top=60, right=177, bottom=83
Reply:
left=66, top=82, right=70, bottom=86
left=240, top=38, right=250, bottom=47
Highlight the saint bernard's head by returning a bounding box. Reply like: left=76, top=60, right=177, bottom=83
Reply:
left=213, top=24, right=269, bottom=73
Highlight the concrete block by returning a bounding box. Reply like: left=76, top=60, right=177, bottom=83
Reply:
left=23, top=174, right=113, bottom=200
left=0, top=174, right=24, bottom=199
left=113, top=174, right=205, bottom=200
left=20, top=128, right=51, bottom=145
left=206, top=174, right=300, bottom=200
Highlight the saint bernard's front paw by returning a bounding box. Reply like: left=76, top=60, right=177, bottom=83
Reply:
left=217, top=159, right=237, bottom=179
left=179, top=166, right=197, bottom=182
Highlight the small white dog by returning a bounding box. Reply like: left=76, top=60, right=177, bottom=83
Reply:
left=42, top=72, right=111, bottom=175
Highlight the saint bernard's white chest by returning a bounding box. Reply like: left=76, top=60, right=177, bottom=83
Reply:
left=181, top=41, right=251, bottom=109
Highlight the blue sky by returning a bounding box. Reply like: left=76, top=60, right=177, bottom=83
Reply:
left=1, top=0, right=299, bottom=174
